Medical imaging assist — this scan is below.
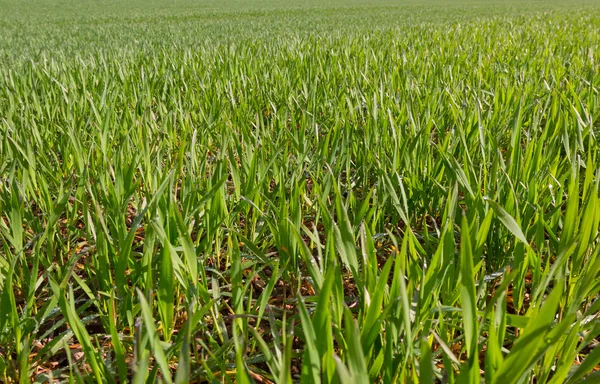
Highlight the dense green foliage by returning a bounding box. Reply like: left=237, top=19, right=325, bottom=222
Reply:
left=1, top=0, right=600, bottom=382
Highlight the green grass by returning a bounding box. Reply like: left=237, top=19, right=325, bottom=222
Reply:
left=1, top=0, right=600, bottom=382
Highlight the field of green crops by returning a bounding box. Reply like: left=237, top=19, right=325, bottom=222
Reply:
left=1, top=0, right=600, bottom=382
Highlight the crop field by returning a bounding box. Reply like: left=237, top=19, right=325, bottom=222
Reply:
left=1, top=0, right=600, bottom=382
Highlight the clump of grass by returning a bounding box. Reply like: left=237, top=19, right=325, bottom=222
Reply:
left=1, top=0, right=600, bottom=382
